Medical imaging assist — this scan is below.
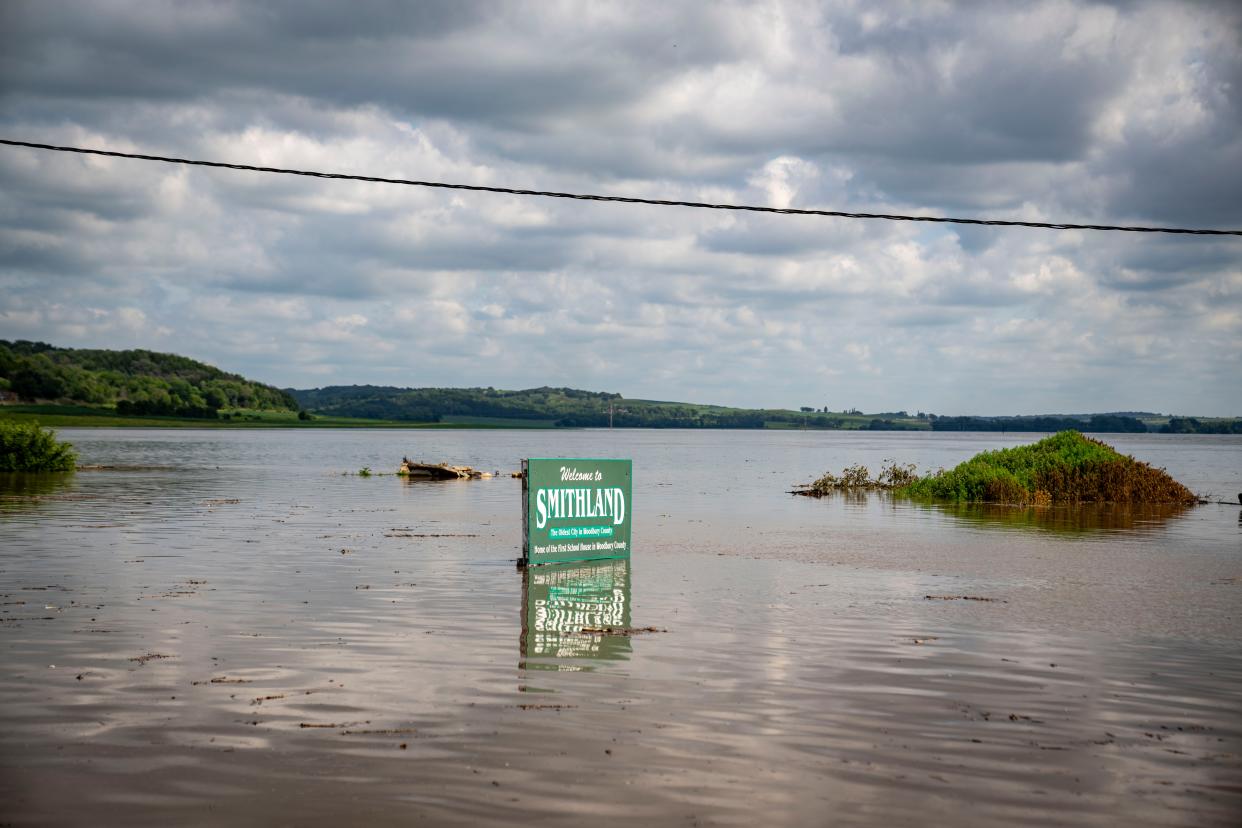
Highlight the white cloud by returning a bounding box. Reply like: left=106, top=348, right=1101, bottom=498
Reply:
left=0, top=0, right=1239, bottom=414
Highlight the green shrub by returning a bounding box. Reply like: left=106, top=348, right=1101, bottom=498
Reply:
left=899, top=431, right=1196, bottom=505
left=0, top=420, right=78, bottom=471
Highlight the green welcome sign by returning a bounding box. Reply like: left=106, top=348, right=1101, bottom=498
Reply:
left=521, top=458, right=632, bottom=565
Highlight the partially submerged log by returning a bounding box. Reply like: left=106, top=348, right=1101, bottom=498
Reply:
left=399, top=458, right=494, bottom=479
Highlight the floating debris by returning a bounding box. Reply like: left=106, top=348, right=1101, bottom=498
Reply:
left=399, top=458, right=495, bottom=480
left=299, top=721, right=367, bottom=729
left=192, top=676, right=251, bottom=685
left=514, top=704, right=576, bottom=710
left=792, top=461, right=919, bottom=497
left=578, top=626, right=667, bottom=636
left=925, top=595, right=1005, bottom=603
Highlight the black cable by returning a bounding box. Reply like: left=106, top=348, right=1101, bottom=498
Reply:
left=3, top=138, right=1239, bottom=236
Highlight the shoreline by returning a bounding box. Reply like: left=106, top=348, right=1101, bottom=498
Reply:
left=10, top=411, right=1242, bottom=435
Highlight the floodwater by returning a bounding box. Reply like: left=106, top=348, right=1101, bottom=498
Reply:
left=1, top=429, right=1239, bottom=826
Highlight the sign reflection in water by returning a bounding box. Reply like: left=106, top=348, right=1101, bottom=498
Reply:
left=520, top=559, right=631, bottom=671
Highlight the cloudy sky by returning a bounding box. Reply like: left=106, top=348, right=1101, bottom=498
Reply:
left=1, top=1, right=1239, bottom=415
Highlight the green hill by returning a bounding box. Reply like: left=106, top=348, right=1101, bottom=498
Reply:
left=0, top=340, right=298, bottom=418
left=287, top=385, right=924, bottom=429
left=2, top=342, right=1236, bottom=432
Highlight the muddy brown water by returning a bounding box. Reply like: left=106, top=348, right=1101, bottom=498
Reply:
left=1, top=429, right=1240, bottom=826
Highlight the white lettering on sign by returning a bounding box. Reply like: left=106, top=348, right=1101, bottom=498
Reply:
left=560, top=466, right=604, bottom=482
left=534, top=486, right=626, bottom=529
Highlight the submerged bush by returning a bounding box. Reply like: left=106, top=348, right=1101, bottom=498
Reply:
left=797, top=432, right=1197, bottom=505
left=899, top=431, right=1196, bottom=505
left=0, top=420, right=78, bottom=471
left=796, top=460, right=920, bottom=496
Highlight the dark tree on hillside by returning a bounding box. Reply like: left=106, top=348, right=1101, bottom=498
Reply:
left=10, top=363, right=67, bottom=400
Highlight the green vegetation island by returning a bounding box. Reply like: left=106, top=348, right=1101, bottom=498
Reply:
left=2, top=340, right=1240, bottom=432
left=797, top=431, right=1198, bottom=505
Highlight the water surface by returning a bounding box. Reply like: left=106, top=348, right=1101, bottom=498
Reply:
left=1, top=429, right=1239, bottom=826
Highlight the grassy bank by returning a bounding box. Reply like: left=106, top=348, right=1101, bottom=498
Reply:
left=899, top=431, right=1196, bottom=505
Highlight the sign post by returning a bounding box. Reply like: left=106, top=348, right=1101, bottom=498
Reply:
left=521, top=458, right=632, bottom=566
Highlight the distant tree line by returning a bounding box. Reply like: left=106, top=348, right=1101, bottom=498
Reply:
left=115, top=399, right=220, bottom=419
left=293, top=385, right=763, bottom=427
left=289, top=385, right=929, bottom=429
left=555, top=408, right=769, bottom=428
left=930, top=415, right=1148, bottom=433
left=1160, top=417, right=1242, bottom=434
left=0, top=340, right=298, bottom=418
left=866, top=418, right=922, bottom=430
left=294, top=385, right=1240, bottom=432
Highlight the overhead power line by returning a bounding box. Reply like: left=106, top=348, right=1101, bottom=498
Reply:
left=2, top=138, right=1239, bottom=236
